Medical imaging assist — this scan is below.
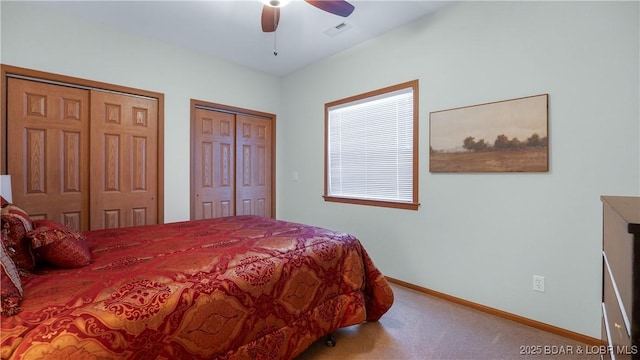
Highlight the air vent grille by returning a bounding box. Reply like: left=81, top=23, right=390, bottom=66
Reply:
left=324, top=22, right=352, bottom=37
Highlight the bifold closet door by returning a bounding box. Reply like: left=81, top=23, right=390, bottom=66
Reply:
left=193, top=108, right=236, bottom=219
left=235, top=114, right=272, bottom=218
left=192, top=108, right=272, bottom=219
left=7, top=78, right=90, bottom=231
left=90, top=90, right=158, bottom=229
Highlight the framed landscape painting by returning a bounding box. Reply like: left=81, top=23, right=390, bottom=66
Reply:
left=429, top=94, right=548, bottom=173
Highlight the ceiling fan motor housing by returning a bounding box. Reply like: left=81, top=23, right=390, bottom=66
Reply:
left=262, top=0, right=355, bottom=33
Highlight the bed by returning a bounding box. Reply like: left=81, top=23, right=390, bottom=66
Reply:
left=0, top=207, right=394, bottom=359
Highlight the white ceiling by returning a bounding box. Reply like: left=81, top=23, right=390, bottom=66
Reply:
left=38, top=0, right=452, bottom=76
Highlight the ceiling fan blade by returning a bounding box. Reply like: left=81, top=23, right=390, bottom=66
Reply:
left=261, top=5, right=280, bottom=32
left=305, top=0, right=355, bottom=17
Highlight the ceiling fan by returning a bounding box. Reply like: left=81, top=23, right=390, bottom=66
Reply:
left=261, top=0, right=355, bottom=33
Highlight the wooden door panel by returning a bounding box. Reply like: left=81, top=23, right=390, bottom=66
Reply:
left=7, top=78, right=89, bottom=231
left=193, top=108, right=235, bottom=219
left=90, top=90, right=158, bottom=229
left=235, top=115, right=272, bottom=218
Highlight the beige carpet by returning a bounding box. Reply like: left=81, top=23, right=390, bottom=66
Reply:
left=297, top=283, right=598, bottom=359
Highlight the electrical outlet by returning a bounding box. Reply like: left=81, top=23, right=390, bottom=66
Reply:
left=533, top=275, right=545, bottom=292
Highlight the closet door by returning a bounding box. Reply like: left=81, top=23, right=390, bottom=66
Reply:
left=236, top=115, right=272, bottom=218
left=193, top=108, right=236, bottom=219
left=90, top=90, right=158, bottom=229
left=7, top=78, right=90, bottom=231
left=191, top=107, right=273, bottom=220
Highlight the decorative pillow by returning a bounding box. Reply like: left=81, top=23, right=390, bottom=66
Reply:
left=0, top=236, right=23, bottom=316
left=1, top=204, right=35, bottom=273
left=27, top=221, right=91, bottom=268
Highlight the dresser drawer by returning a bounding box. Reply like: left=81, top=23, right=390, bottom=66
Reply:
left=601, top=196, right=640, bottom=358
left=603, top=253, right=631, bottom=356
left=602, top=305, right=612, bottom=360
left=603, top=200, right=634, bottom=324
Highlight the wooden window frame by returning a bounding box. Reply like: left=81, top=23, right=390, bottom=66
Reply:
left=323, top=79, right=419, bottom=210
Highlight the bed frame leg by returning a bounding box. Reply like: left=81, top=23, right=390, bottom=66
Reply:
left=325, top=334, right=336, bottom=347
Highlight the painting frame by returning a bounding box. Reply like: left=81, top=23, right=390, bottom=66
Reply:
left=429, top=94, right=549, bottom=173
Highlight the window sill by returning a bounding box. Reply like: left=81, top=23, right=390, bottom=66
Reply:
left=323, top=195, right=419, bottom=210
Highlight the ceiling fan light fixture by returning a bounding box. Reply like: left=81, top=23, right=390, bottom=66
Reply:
left=262, top=0, right=291, bottom=8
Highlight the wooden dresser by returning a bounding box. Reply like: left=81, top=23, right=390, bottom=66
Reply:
left=602, top=196, right=640, bottom=360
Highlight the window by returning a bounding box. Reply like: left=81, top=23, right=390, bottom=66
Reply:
left=324, top=80, right=419, bottom=210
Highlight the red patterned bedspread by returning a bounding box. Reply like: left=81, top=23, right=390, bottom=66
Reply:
left=1, top=216, right=393, bottom=359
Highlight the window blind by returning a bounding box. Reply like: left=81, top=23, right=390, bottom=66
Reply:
left=327, top=87, right=414, bottom=203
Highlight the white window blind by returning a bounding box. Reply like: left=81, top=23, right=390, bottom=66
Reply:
left=327, top=87, right=414, bottom=203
